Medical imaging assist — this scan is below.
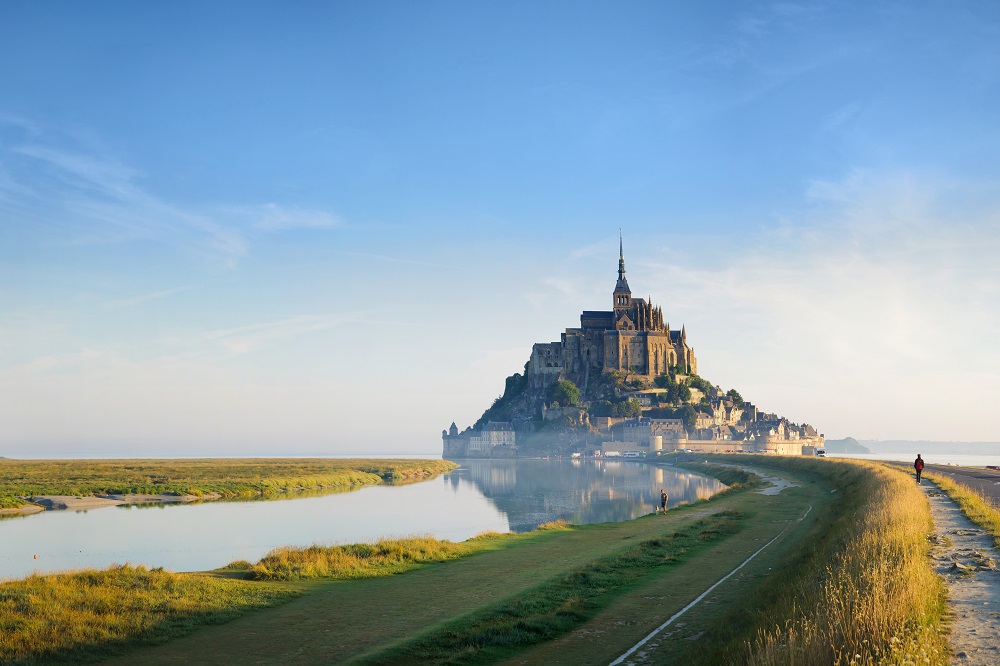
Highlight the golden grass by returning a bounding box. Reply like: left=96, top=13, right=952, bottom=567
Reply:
left=925, top=471, right=1000, bottom=549
left=749, top=461, right=949, bottom=666
left=0, top=564, right=296, bottom=664
left=245, top=534, right=511, bottom=581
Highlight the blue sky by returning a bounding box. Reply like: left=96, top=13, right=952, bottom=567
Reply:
left=2, top=1, right=998, bottom=456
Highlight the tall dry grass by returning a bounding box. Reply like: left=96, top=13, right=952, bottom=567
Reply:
left=749, top=462, right=948, bottom=666
left=0, top=564, right=295, bottom=664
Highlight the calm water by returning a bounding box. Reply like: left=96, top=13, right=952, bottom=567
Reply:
left=829, top=453, right=1000, bottom=467
left=0, top=459, right=724, bottom=580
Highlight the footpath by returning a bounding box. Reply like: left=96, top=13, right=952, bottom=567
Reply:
left=922, top=482, right=1000, bottom=665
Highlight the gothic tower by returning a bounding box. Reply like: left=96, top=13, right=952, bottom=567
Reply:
left=613, top=232, right=632, bottom=316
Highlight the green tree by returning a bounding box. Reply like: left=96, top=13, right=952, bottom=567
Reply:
left=547, top=379, right=580, bottom=407
left=588, top=400, right=614, bottom=417
left=677, top=405, right=697, bottom=430
left=688, top=375, right=713, bottom=393
left=612, top=398, right=642, bottom=418
left=653, top=375, right=673, bottom=389
left=726, top=388, right=745, bottom=408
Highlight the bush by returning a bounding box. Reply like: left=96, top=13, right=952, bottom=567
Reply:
left=588, top=400, right=614, bottom=417
left=612, top=399, right=642, bottom=418
left=726, top=389, right=745, bottom=408
left=547, top=380, right=580, bottom=407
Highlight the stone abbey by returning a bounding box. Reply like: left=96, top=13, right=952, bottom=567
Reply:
left=528, top=237, right=697, bottom=392
left=443, top=237, right=825, bottom=459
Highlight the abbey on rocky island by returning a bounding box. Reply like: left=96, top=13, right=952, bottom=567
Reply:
left=443, top=236, right=824, bottom=459
left=528, top=236, right=696, bottom=393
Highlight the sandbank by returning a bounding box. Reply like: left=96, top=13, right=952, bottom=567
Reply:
left=12, top=492, right=223, bottom=514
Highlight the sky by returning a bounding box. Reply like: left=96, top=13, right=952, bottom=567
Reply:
left=1, top=1, right=999, bottom=457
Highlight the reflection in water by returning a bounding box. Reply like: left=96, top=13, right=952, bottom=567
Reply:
left=446, top=459, right=726, bottom=532
left=0, top=460, right=724, bottom=580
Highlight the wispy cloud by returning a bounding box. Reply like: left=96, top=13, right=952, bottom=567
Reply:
left=201, top=314, right=352, bottom=355
left=638, top=168, right=1000, bottom=438
left=230, top=202, right=341, bottom=231
left=345, top=251, right=447, bottom=268
left=105, top=286, right=192, bottom=309
left=1, top=119, right=342, bottom=266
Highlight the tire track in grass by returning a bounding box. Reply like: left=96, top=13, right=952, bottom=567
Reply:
left=610, top=503, right=812, bottom=666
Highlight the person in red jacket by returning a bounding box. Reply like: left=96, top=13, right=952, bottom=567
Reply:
left=914, top=454, right=924, bottom=484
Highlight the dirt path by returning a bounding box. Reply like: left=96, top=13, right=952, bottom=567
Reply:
left=922, top=482, right=1000, bottom=664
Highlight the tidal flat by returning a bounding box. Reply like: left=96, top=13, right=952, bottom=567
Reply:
left=0, top=457, right=458, bottom=513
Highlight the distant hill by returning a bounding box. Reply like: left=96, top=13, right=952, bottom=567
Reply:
left=824, top=437, right=871, bottom=454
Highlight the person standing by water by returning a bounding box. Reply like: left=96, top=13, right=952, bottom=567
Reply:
left=659, top=488, right=668, bottom=515
left=914, top=454, right=924, bottom=484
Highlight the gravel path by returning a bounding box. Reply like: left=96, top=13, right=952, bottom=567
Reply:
left=922, top=482, right=1000, bottom=664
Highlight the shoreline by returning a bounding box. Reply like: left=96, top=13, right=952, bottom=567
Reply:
left=1, top=492, right=225, bottom=516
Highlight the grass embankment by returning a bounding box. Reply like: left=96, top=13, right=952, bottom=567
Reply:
left=1, top=458, right=952, bottom=665
left=0, top=565, right=296, bottom=664
left=698, top=456, right=950, bottom=666
left=357, top=511, right=745, bottom=665
left=242, top=530, right=535, bottom=581
left=0, top=531, right=519, bottom=664
left=925, top=470, right=1000, bottom=548
left=0, top=458, right=457, bottom=509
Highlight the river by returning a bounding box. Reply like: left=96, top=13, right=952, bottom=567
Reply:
left=0, top=459, right=724, bottom=580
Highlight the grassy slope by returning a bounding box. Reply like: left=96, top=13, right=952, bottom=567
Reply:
left=388, top=463, right=826, bottom=665
left=0, top=566, right=297, bottom=665
left=101, top=478, right=772, bottom=666
left=0, top=458, right=457, bottom=508
left=5, top=458, right=948, bottom=665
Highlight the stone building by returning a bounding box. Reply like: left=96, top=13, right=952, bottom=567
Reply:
left=442, top=421, right=517, bottom=459
left=528, top=237, right=697, bottom=392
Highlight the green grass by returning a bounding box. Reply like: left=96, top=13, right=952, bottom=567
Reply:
left=0, top=565, right=298, bottom=665
left=0, top=458, right=457, bottom=509
left=356, top=511, right=747, bottom=665
left=1, top=457, right=952, bottom=665
left=244, top=533, right=510, bottom=581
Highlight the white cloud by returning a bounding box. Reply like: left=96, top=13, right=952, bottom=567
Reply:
left=2, top=122, right=343, bottom=266
left=240, top=202, right=341, bottom=231
left=639, top=169, right=1000, bottom=440
left=104, top=286, right=192, bottom=309
left=201, top=315, right=351, bottom=356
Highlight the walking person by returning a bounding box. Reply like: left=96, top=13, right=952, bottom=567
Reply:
left=914, top=453, right=924, bottom=484
left=659, top=488, right=668, bottom=515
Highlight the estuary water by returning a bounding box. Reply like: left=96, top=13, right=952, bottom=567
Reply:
left=0, top=459, right=724, bottom=581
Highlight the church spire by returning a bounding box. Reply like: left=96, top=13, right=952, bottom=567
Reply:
left=613, top=230, right=632, bottom=312
left=618, top=229, right=626, bottom=282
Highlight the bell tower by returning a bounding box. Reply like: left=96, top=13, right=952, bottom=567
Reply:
left=613, top=231, right=632, bottom=315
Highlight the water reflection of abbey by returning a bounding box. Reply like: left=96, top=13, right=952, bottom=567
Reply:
left=446, top=460, right=724, bottom=533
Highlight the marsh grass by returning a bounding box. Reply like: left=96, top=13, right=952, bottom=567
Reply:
left=358, top=510, right=746, bottom=664
left=745, top=459, right=949, bottom=666
left=0, top=564, right=296, bottom=664
left=0, top=458, right=457, bottom=508
left=245, top=533, right=511, bottom=581
left=925, top=471, right=1000, bottom=549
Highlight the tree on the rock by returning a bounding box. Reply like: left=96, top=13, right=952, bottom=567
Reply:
left=547, top=379, right=580, bottom=407
left=726, top=388, right=745, bottom=407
